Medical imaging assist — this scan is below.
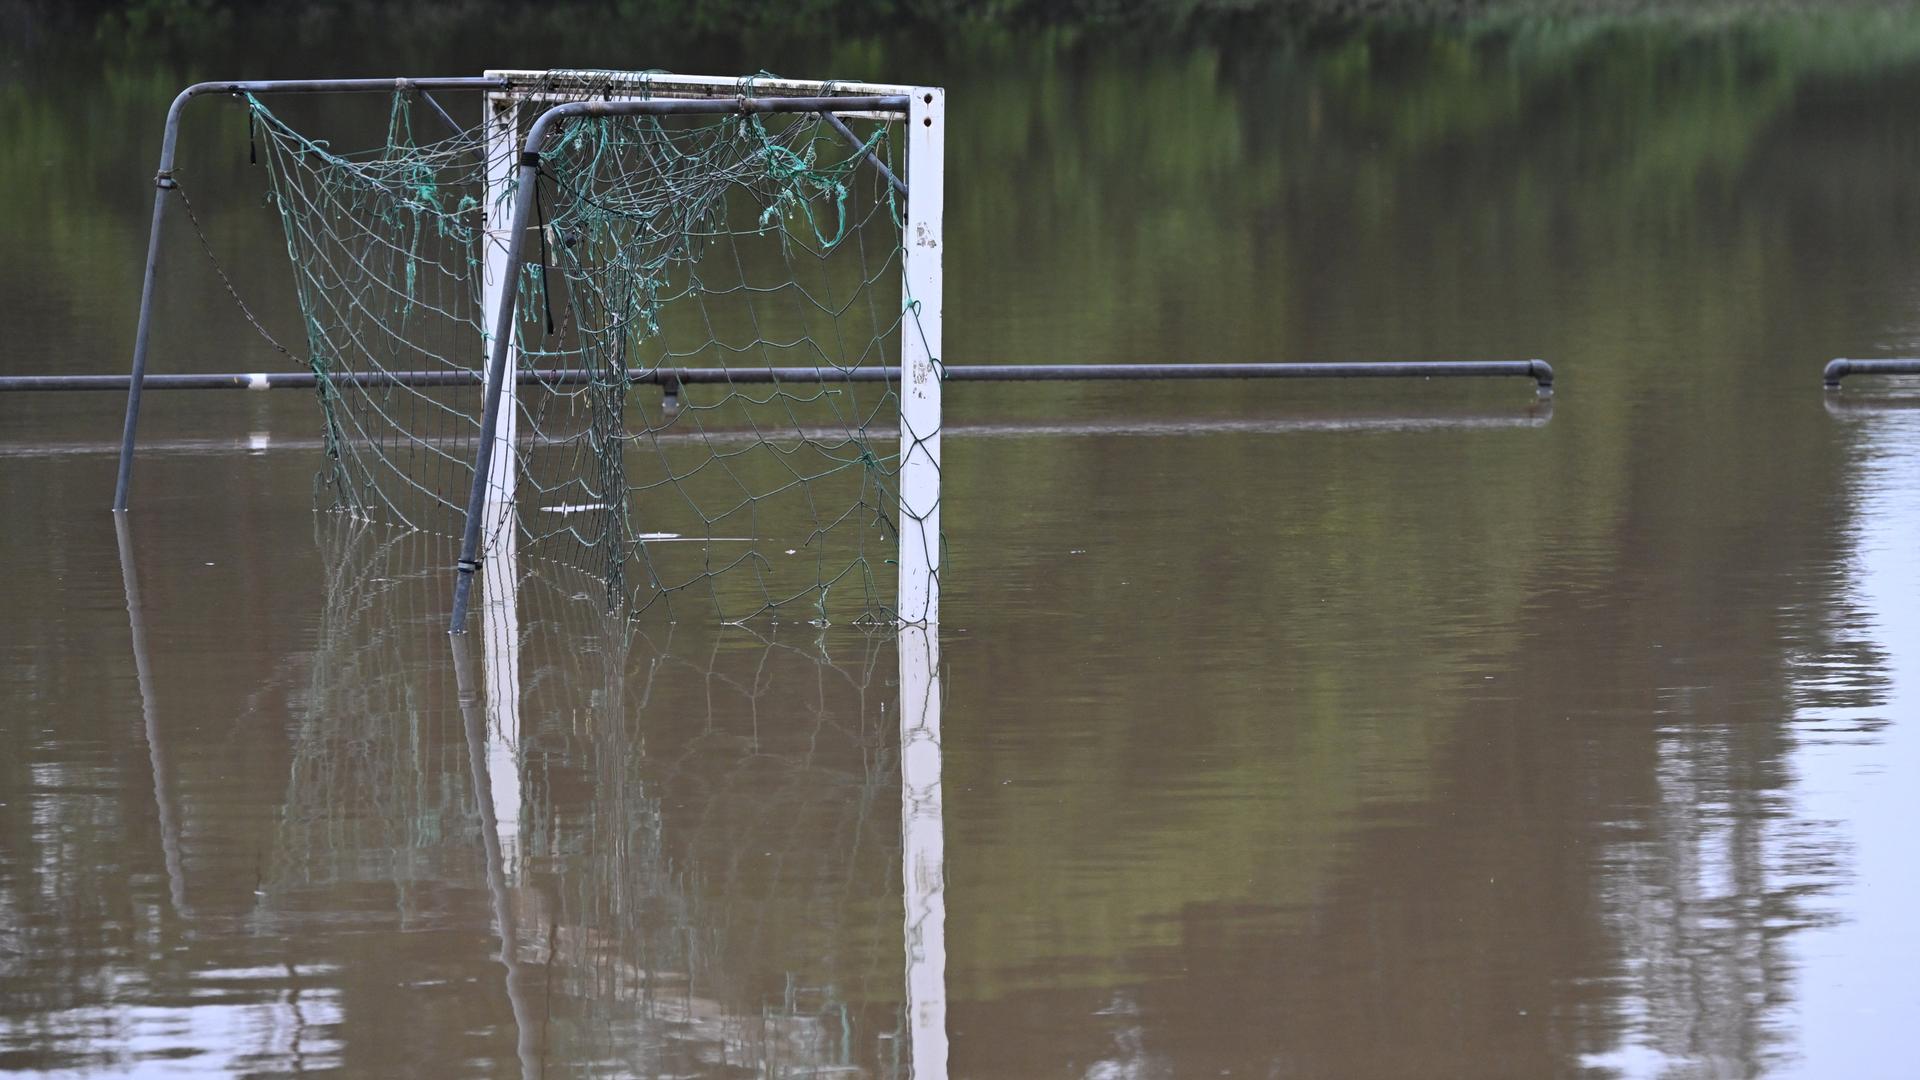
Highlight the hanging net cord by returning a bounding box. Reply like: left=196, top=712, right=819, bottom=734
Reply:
left=246, top=76, right=928, bottom=625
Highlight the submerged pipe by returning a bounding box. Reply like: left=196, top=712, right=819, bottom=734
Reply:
left=1823, top=358, right=1920, bottom=389
left=112, top=84, right=194, bottom=514
left=15, top=360, right=1555, bottom=394
left=945, top=360, right=1555, bottom=394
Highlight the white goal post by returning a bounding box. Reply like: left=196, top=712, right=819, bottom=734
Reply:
left=102, top=69, right=941, bottom=629
left=448, top=70, right=944, bottom=631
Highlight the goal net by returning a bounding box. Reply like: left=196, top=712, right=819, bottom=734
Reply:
left=246, top=71, right=941, bottom=626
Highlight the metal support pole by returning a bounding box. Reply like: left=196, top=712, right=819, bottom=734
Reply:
left=114, top=87, right=197, bottom=512
left=5, top=360, right=1558, bottom=393
left=821, top=110, right=908, bottom=197
left=420, top=90, right=463, bottom=138
left=111, top=76, right=506, bottom=512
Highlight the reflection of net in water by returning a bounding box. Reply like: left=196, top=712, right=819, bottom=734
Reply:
left=249, top=73, right=918, bottom=625
left=271, top=522, right=916, bottom=1075
left=273, top=526, right=471, bottom=902
left=510, top=603, right=906, bottom=1074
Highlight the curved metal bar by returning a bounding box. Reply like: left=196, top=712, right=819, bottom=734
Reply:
left=1821, top=358, right=1920, bottom=389
left=112, top=76, right=508, bottom=511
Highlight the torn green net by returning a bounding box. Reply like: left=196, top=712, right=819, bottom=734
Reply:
left=247, top=76, right=914, bottom=625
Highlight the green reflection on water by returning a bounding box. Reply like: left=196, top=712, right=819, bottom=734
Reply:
left=1, top=4, right=1916, bottom=1074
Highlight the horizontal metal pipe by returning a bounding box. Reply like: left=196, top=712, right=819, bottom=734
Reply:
left=520, top=95, right=913, bottom=157
left=1823, top=358, right=1920, bottom=388
left=179, top=77, right=507, bottom=100
left=11, top=361, right=1556, bottom=393
left=944, top=361, right=1555, bottom=388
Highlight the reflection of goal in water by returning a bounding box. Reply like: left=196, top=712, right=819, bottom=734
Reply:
left=218, top=521, right=948, bottom=1075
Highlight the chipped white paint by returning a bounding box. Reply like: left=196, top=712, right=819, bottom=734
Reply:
left=897, top=87, right=943, bottom=626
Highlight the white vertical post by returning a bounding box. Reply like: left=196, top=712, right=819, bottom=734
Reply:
left=479, top=80, right=523, bottom=870
left=898, top=88, right=944, bottom=626
left=481, top=81, right=520, bottom=551
left=898, top=624, right=947, bottom=1078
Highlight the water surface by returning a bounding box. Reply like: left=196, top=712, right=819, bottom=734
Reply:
left=5, top=11, right=1920, bottom=1077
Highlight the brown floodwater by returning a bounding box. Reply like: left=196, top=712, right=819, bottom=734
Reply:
left=7, top=11, right=1920, bottom=1077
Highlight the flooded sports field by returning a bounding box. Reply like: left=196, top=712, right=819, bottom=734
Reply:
left=6, top=6, right=1920, bottom=1076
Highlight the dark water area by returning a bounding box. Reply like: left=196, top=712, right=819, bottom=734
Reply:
left=7, top=7, right=1920, bottom=1077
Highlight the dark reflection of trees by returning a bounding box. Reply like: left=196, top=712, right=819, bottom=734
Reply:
left=951, top=516, right=1888, bottom=1079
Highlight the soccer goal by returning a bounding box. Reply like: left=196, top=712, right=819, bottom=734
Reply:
left=118, top=71, right=942, bottom=630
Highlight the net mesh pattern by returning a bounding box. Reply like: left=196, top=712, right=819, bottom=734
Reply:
left=247, top=73, right=921, bottom=625
left=268, top=523, right=912, bottom=1073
